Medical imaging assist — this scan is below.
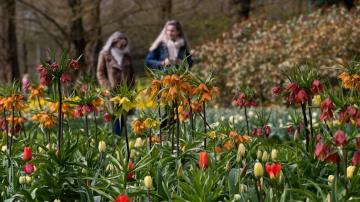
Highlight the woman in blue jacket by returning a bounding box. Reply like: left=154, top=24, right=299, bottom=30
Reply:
left=145, top=20, right=193, bottom=130
left=145, top=20, right=192, bottom=69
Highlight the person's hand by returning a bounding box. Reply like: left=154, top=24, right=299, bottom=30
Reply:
left=161, top=58, right=171, bottom=67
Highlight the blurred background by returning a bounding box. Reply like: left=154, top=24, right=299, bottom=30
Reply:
left=0, top=0, right=359, bottom=105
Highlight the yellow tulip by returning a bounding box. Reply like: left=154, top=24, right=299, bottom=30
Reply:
left=98, top=141, right=106, bottom=153
left=144, top=176, right=153, bottom=189
left=347, top=166, right=356, bottom=179
left=236, top=143, right=246, bottom=162
left=328, top=175, right=334, bottom=186
left=254, top=162, right=263, bottom=177
left=271, top=149, right=278, bottom=161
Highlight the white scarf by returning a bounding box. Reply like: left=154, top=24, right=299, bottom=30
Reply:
left=165, top=38, right=184, bottom=61
left=111, top=47, right=129, bottom=67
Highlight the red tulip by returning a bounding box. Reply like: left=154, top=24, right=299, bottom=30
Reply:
left=60, top=73, right=71, bottom=83
left=333, top=130, right=347, bottom=146
left=315, top=142, right=330, bottom=160
left=36, top=64, right=47, bottom=76
left=320, top=98, right=334, bottom=121
left=70, top=59, right=80, bottom=70
left=103, top=113, right=112, bottom=122
left=352, top=151, right=360, bottom=166
left=198, top=151, right=209, bottom=169
left=325, top=152, right=339, bottom=164
left=252, top=128, right=262, bottom=137
left=310, top=80, right=324, bottom=95
left=40, top=74, right=52, bottom=86
left=271, top=86, right=283, bottom=95
left=127, top=162, right=135, bottom=180
left=263, top=125, right=271, bottom=137
left=23, top=147, right=32, bottom=161
left=346, top=106, right=357, bottom=117
left=113, top=194, right=129, bottom=202
left=23, top=163, right=35, bottom=174
left=295, top=90, right=308, bottom=104
left=265, top=163, right=282, bottom=179
left=51, top=63, right=59, bottom=71
left=286, top=83, right=300, bottom=94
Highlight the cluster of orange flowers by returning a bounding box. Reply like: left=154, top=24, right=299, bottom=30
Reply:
left=32, top=112, right=57, bottom=128
left=0, top=116, right=26, bottom=134
left=338, top=72, right=360, bottom=90
left=214, top=131, right=250, bottom=154
left=131, top=118, right=159, bottom=135
left=0, top=95, right=25, bottom=111
left=29, top=85, right=45, bottom=100
left=48, top=102, right=74, bottom=117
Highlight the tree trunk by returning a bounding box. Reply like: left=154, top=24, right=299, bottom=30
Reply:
left=67, top=0, right=87, bottom=74
left=85, top=0, right=102, bottom=80
left=160, top=0, right=172, bottom=20
left=1, top=0, right=20, bottom=82
left=229, top=0, right=251, bottom=22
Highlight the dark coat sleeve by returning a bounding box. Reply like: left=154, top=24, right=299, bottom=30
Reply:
left=145, top=47, right=162, bottom=69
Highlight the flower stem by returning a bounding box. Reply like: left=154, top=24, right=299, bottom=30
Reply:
left=57, top=78, right=63, bottom=153
left=3, top=109, right=9, bottom=149
left=85, top=114, right=89, bottom=143
left=175, top=101, right=180, bottom=157
left=188, top=98, right=194, bottom=138
left=254, top=178, right=262, bottom=202
left=300, top=103, right=309, bottom=152
left=149, top=129, right=152, bottom=150
left=344, top=147, right=348, bottom=194
left=158, top=95, right=162, bottom=146
left=307, top=99, right=314, bottom=146
left=93, top=111, right=98, bottom=143
left=9, top=106, right=15, bottom=155
left=123, top=114, right=130, bottom=162
left=203, top=101, right=207, bottom=149
left=244, top=106, right=250, bottom=136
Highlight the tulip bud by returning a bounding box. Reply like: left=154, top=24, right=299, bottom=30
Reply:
left=177, top=163, right=183, bottom=177
left=25, top=176, right=32, bottom=184
left=106, top=164, right=115, bottom=172
left=134, top=138, right=143, bottom=148
left=130, top=150, right=136, bottom=159
left=254, top=162, right=263, bottom=177
left=234, top=194, right=241, bottom=200
left=98, top=141, right=106, bottom=153
left=1, top=145, right=7, bottom=152
left=256, top=150, right=262, bottom=160
left=261, top=151, right=269, bottom=162
left=38, top=146, right=45, bottom=153
left=23, top=147, right=32, bottom=161
left=54, top=199, right=61, bottom=202
left=328, top=175, right=334, bottom=186
left=129, top=140, right=135, bottom=149
left=144, top=176, right=153, bottom=189
left=347, top=166, right=356, bottom=179
left=19, top=176, right=26, bottom=184
left=46, top=143, right=53, bottom=150
left=236, top=144, right=246, bottom=162
left=271, top=149, right=278, bottom=161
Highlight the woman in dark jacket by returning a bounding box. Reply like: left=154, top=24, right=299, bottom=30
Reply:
left=145, top=20, right=193, bottom=130
left=145, top=20, right=193, bottom=70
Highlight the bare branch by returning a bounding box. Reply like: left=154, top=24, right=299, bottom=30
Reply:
left=17, top=0, right=70, bottom=39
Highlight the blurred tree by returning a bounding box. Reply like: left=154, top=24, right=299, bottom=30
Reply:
left=160, top=0, right=173, bottom=19
left=0, top=0, right=20, bottom=82
left=229, top=0, right=251, bottom=22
